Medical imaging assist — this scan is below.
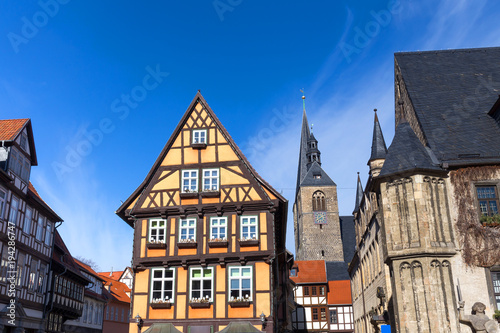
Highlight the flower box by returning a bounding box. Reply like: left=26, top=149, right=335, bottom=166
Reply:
left=238, top=239, right=259, bottom=247
left=208, top=240, right=228, bottom=248
left=146, top=242, right=167, bottom=249
left=151, top=302, right=172, bottom=309
left=177, top=241, right=197, bottom=249
left=192, top=143, right=207, bottom=149
left=189, top=302, right=211, bottom=308
left=200, top=190, right=220, bottom=198
left=180, top=191, right=198, bottom=199
left=229, top=301, right=251, bottom=308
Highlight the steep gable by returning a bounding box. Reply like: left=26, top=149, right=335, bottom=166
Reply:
left=117, top=92, right=284, bottom=226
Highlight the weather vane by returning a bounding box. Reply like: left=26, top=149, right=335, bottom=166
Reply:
left=300, top=88, right=306, bottom=111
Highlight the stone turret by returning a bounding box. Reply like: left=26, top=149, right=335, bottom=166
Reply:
left=368, top=109, right=387, bottom=178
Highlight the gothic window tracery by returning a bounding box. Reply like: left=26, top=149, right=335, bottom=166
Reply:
left=312, top=191, right=326, bottom=211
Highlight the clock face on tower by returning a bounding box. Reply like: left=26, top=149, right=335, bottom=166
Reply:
left=314, top=212, right=327, bottom=224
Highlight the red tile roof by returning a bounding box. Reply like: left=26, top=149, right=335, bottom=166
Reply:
left=0, top=118, right=29, bottom=141
left=100, top=275, right=131, bottom=304
left=327, top=280, right=352, bottom=305
left=74, top=259, right=105, bottom=282
left=98, top=271, right=123, bottom=281
left=290, top=260, right=327, bottom=284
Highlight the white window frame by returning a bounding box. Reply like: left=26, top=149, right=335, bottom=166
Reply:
left=210, top=217, right=227, bottom=240
left=150, top=268, right=175, bottom=303
left=189, top=267, right=214, bottom=302
left=44, top=222, right=52, bottom=246
left=240, top=216, right=258, bottom=240
left=36, top=215, right=44, bottom=241
left=0, top=187, right=6, bottom=219
left=179, top=218, right=196, bottom=241
left=149, top=219, right=167, bottom=243
left=202, top=168, right=219, bottom=191
left=23, top=206, right=32, bottom=234
left=181, top=169, right=199, bottom=193
left=228, top=266, right=253, bottom=301
left=192, top=129, right=207, bottom=144
left=9, top=196, right=19, bottom=225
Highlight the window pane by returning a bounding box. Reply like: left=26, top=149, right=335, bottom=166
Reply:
left=490, top=201, right=498, bottom=215
left=242, top=268, right=251, bottom=276
left=230, top=268, right=239, bottom=277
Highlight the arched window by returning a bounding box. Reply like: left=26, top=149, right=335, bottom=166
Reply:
left=312, top=191, right=326, bottom=211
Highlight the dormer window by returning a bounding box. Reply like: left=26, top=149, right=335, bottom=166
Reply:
left=313, top=173, right=321, bottom=179
left=20, top=134, right=28, bottom=151
left=9, top=148, right=30, bottom=182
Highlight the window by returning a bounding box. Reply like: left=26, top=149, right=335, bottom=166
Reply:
left=312, top=286, right=317, bottom=296
left=23, top=206, right=32, bottom=234
left=44, top=223, right=52, bottom=246
left=312, top=307, right=327, bottom=322
left=202, top=169, right=219, bottom=191
left=229, top=266, right=252, bottom=300
left=121, top=308, right=124, bottom=322
left=319, top=286, right=325, bottom=296
left=115, top=306, right=118, bottom=321
left=240, top=216, right=258, bottom=240
left=17, top=253, right=25, bottom=286
left=109, top=306, right=113, bottom=322
left=320, top=308, right=327, bottom=321
left=0, top=187, right=6, bottom=219
left=290, top=268, right=297, bottom=277
left=190, top=267, right=213, bottom=301
left=83, top=302, right=88, bottom=323
left=37, top=264, right=46, bottom=293
left=0, top=245, right=9, bottom=282
left=9, top=196, right=19, bottom=225
left=192, top=129, right=207, bottom=144
left=312, top=191, right=326, bottom=211
left=303, top=286, right=309, bottom=296
left=330, top=309, right=338, bottom=324
left=8, top=148, right=30, bottom=182
left=106, top=306, right=109, bottom=320
left=492, top=271, right=500, bottom=310
left=151, top=268, right=175, bottom=302
left=89, top=303, right=93, bottom=324
left=210, top=217, right=227, bottom=240
left=149, top=219, right=166, bottom=243
left=179, top=218, right=196, bottom=241
left=20, top=134, right=27, bottom=151
left=181, top=170, right=198, bottom=193
left=36, top=215, right=44, bottom=241
left=29, top=259, right=38, bottom=291
left=477, top=185, right=499, bottom=216
left=312, top=308, right=319, bottom=320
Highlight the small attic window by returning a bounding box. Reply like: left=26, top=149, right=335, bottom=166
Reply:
left=313, top=173, right=321, bottom=179
left=20, top=134, right=27, bottom=151
left=290, top=268, right=297, bottom=277
left=192, top=129, right=207, bottom=149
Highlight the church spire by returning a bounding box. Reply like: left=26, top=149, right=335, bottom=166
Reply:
left=296, top=92, right=311, bottom=194
left=368, top=109, right=388, bottom=177
left=353, top=172, right=363, bottom=214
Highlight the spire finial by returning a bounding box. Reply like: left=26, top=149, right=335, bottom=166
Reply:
left=374, top=108, right=379, bottom=122
left=300, top=89, right=306, bottom=112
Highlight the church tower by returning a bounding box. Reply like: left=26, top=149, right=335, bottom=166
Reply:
left=293, top=95, right=344, bottom=261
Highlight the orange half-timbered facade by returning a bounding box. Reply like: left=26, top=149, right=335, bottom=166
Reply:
left=116, top=92, right=290, bottom=333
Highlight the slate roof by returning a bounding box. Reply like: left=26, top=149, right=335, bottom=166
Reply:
left=339, top=215, right=355, bottom=264
left=53, top=231, right=90, bottom=283
left=368, top=111, right=387, bottom=163
left=325, top=261, right=350, bottom=281
left=299, top=161, right=336, bottom=187
left=395, top=47, right=500, bottom=166
left=296, top=108, right=311, bottom=195
left=379, top=121, right=442, bottom=177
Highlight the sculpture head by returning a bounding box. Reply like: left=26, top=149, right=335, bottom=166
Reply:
left=472, top=302, right=486, bottom=314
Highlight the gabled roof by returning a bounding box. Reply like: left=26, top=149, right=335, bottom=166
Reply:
left=28, top=182, right=62, bottom=221
left=290, top=260, right=327, bottom=284
left=368, top=110, right=387, bottom=163
left=327, top=280, right=352, bottom=305
left=0, top=118, right=37, bottom=165
left=379, top=121, right=442, bottom=177
left=299, top=161, right=336, bottom=187
left=100, top=274, right=131, bottom=304
left=325, top=261, right=350, bottom=281
left=116, top=92, right=286, bottom=226
left=74, top=258, right=106, bottom=282
left=395, top=47, right=500, bottom=165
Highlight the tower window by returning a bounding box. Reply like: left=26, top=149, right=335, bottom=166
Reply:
left=312, top=191, right=326, bottom=211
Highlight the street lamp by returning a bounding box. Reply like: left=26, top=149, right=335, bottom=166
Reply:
left=135, top=314, right=143, bottom=331
left=260, top=311, right=267, bottom=329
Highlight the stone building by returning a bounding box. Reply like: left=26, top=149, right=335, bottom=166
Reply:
left=350, top=47, right=500, bottom=332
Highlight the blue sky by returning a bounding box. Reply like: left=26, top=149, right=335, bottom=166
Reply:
left=2, top=0, right=500, bottom=271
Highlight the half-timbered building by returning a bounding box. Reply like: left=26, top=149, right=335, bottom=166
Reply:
left=116, top=92, right=290, bottom=333
left=0, top=118, right=61, bottom=332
